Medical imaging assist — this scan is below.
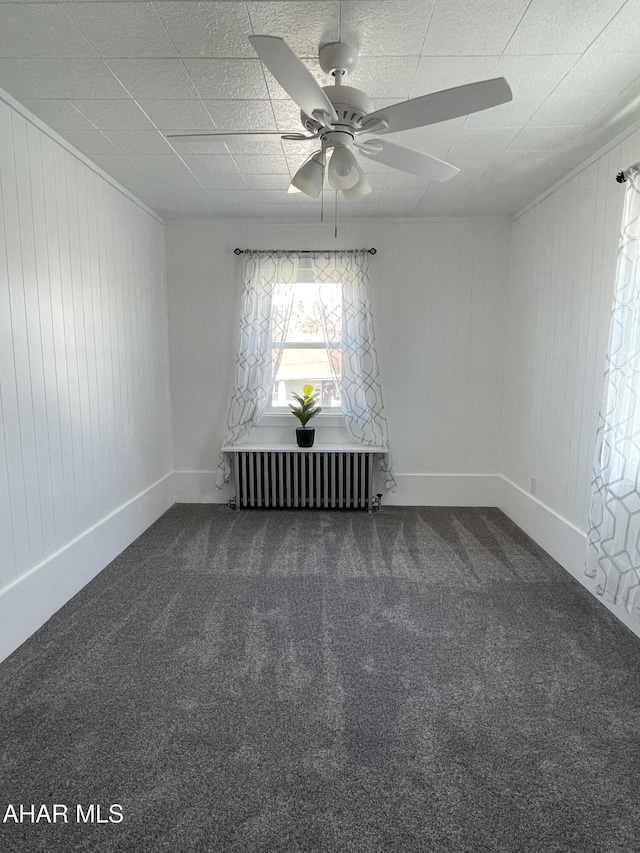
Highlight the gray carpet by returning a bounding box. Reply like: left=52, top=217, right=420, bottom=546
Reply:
left=1, top=505, right=639, bottom=853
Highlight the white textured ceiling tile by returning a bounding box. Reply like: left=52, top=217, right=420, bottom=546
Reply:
left=592, top=0, right=640, bottom=51
left=246, top=2, right=339, bottom=58
left=241, top=190, right=298, bottom=205
left=155, top=2, right=254, bottom=58
left=482, top=150, right=555, bottom=181
left=20, top=99, right=96, bottom=131
left=380, top=187, right=426, bottom=204
left=507, top=126, right=580, bottom=151
left=180, top=154, right=241, bottom=176
left=184, top=59, right=269, bottom=99
left=463, top=97, right=539, bottom=128
left=382, top=171, right=432, bottom=189
left=33, top=59, right=129, bottom=99
left=415, top=194, right=465, bottom=216
left=0, top=59, right=65, bottom=97
left=104, top=129, right=175, bottom=154
left=377, top=198, right=423, bottom=215
left=136, top=99, right=214, bottom=131
left=411, top=57, right=500, bottom=97
left=73, top=98, right=156, bottom=130
left=222, top=138, right=284, bottom=156
left=421, top=178, right=482, bottom=204
left=504, top=0, right=627, bottom=55
left=264, top=57, right=328, bottom=100
left=199, top=190, right=254, bottom=207
left=189, top=172, right=248, bottom=190
left=340, top=0, right=435, bottom=56
left=62, top=3, right=177, bottom=58
left=1, top=0, right=637, bottom=220
left=58, top=128, right=120, bottom=155
left=527, top=93, right=615, bottom=127
left=422, top=0, right=530, bottom=55
left=553, top=50, right=640, bottom=95
left=272, top=99, right=305, bottom=132
left=247, top=204, right=307, bottom=219
left=0, top=4, right=96, bottom=58
left=396, top=118, right=466, bottom=156
left=348, top=56, right=418, bottom=99
left=231, top=154, right=290, bottom=174
left=203, top=100, right=276, bottom=131
left=282, top=138, right=319, bottom=163
left=448, top=127, right=520, bottom=156
left=150, top=173, right=203, bottom=193
left=241, top=173, right=286, bottom=190
left=125, top=153, right=193, bottom=174
left=107, top=59, right=199, bottom=99
left=161, top=133, right=230, bottom=155
left=493, top=55, right=581, bottom=101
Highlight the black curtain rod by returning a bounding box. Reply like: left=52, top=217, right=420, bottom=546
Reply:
left=234, top=247, right=377, bottom=255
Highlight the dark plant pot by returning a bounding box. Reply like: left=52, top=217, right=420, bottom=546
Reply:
left=296, top=427, right=315, bottom=448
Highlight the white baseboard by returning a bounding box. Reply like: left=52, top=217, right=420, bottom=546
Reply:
left=172, top=470, right=501, bottom=507
left=498, top=476, right=640, bottom=639
left=0, top=473, right=175, bottom=662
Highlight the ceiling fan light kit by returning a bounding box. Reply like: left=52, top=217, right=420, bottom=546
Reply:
left=289, top=151, right=325, bottom=198
left=167, top=34, right=513, bottom=209
left=328, top=145, right=360, bottom=190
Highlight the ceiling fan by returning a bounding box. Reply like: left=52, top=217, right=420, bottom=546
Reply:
left=167, top=36, right=513, bottom=201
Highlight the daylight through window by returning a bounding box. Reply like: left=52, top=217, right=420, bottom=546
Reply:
left=270, top=279, right=342, bottom=410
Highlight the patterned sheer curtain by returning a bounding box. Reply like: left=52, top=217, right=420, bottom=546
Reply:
left=587, top=165, right=640, bottom=617
left=216, top=251, right=300, bottom=486
left=312, top=250, right=396, bottom=490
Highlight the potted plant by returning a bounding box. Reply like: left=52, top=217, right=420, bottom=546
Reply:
left=290, top=384, right=322, bottom=447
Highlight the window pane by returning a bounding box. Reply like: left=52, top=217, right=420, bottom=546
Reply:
left=271, top=280, right=343, bottom=409
left=287, top=291, right=324, bottom=342
left=272, top=348, right=342, bottom=408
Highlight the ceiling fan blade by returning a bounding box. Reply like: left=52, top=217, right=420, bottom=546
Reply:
left=355, top=139, right=459, bottom=182
left=249, top=35, right=339, bottom=124
left=166, top=132, right=315, bottom=142
left=359, top=77, right=513, bottom=134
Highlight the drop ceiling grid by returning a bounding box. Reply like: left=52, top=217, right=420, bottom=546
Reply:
left=0, top=0, right=637, bottom=218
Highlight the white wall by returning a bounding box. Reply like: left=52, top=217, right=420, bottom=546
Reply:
left=501, top=125, right=640, bottom=636
left=166, top=217, right=510, bottom=505
left=0, top=93, right=174, bottom=660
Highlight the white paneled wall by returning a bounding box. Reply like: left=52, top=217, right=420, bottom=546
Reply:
left=501, top=124, right=640, bottom=636
left=0, top=96, right=172, bottom=606
left=166, top=217, right=510, bottom=504
left=503, top=134, right=638, bottom=532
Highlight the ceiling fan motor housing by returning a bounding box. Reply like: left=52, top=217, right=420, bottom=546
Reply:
left=301, top=85, right=374, bottom=135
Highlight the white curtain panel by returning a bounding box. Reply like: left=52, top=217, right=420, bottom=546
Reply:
left=312, top=250, right=396, bottom=490
left=216, top=251, right=300, bottom=486
left=587, top=165, right=640, bottom=617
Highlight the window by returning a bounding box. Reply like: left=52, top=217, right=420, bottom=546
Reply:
left=269, top=266, right=343, bottom=411
left=218, top=249, right=394, bottom=491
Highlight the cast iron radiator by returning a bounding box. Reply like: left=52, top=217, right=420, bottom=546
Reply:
left=230, top=450, right=376, bottom=511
